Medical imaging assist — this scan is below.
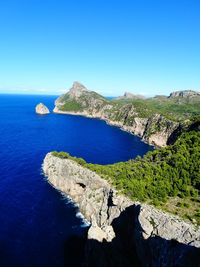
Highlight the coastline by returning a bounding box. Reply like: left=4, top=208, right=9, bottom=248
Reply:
left=42, top=166, right=91, bottom=227
left=53, top=108, right=157, bottom=148
left=43, top=153, right=200, bottom=266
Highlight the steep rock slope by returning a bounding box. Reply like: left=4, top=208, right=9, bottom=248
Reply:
left=55, top=81, right=109, bottom=113
left=43, top=153, right=200, bottom=267
left=169, top=90, right=200, bottom=103
left=54, top=82, right=200, bottom=147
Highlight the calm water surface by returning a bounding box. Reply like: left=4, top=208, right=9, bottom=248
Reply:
left=0, top=94, right=153, bottom=267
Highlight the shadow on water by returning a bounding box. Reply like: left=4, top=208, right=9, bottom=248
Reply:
left=63, top=205, right=200, bottom=267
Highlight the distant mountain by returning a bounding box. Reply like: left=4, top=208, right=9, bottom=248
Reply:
left=115, top=91, right=145, bottom=100
left=54, top=81, right=108, bottom=113
left=169, top=90, right=200, bottom=98
left=54, top=82, right=200, bottom=147
left=167, top=90, right=200, bottom=104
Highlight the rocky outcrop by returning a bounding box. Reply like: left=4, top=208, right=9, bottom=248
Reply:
left=35, top=103, right=50, bottom=114
left=168, top=90, right=200, bottom=104
left=67, top=81, right=89, bottom=98
left=169, top=90, right=200, bottom=98
left=54, top=106, right=179, bottom=147
left=43, top=153, right=200, bottom=267
left=142, top=114, right=179, bottom=147
left=54, top=82, right=190, bottom=147
left=55, top=81, right=107, bottom=111
left=116, top=91, right=145, bottom=100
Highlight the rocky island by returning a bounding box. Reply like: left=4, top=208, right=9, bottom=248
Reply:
left=53, top=82, right=200, bottom=147
left=35, top=103, right=50, bottom=115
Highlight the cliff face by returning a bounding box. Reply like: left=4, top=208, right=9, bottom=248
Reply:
left=55, top=82, right=108, bottom=113
left=169, top=90, right=200, bottom=100
left=53, top=82, right=199, bottom=147
left=43, top=153, right=200, bottom=267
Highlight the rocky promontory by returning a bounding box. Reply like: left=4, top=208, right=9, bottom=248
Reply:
left=35, top=103, right=50, bottom=115
left=53, top=82, right=200, bottom=147
left=43, top=153, right=200, bottom=267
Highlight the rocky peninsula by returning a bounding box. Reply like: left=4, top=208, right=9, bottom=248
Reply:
left=53, top=82, right=200, bottom=147
left=43, top=153, right=200, bottom=267
left=45, top=82, right=200, bottom=265
left=35, top=103, right=50, bottom=115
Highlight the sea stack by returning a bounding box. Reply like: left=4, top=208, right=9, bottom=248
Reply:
left=35, top=103, right=50, bottom=115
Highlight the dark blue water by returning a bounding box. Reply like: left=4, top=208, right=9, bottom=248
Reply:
left=0, top=94, right=153, bottom=267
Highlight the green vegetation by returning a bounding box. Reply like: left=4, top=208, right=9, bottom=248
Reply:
left=53, top=87, right=200, bottom=223
left=58, top=90, right=108, bottom=113
left=52, top=129, right=200, bottom=224
left=58, top=88, right=200, bottom=122
left=111, top=97, right=200, bottom=121
left=52, top=151, right=69, bottom=158
left=85, top=131, right=199, bottom=201
left=51, top=151, right=87, bottom=165
left=60, top=100, right=83, bottom=112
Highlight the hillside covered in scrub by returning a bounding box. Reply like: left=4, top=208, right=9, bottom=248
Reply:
left=52, top=122, right=200, bottom=225
left=48, top=82, right=200, bottom=265
left=54, top=82, right=200, bottom=147
left=52, top=82, right=200, bottom=223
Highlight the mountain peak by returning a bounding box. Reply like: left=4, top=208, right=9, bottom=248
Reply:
left=68, top=81, right=88, bottom=98
left=124, top=92, right=134, bottom=98
left=116, top=91, right=145, bottom=100
left=169, top=90, right=200, bottom=98
left=72, top=81, right=87, bottom=91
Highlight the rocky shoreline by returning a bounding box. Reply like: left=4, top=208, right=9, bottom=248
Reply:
left=53, top=107, right=177, bottom=147
left=43, top=153, right=200, bottom=267
left=52, top=82, right=196, bottom=148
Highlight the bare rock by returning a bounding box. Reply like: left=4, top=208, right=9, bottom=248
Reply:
left=169, top=90, right=200, bottom=98
left=116, top=92, right=145, bottom=100
left=68, top=81, right=88, bottom=98
left=35, top=103, right=50, bottom=115
left=43, top=153, right=200, bottom=266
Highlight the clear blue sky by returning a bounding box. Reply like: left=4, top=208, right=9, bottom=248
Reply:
left=0, top=0, right=200, bottom=96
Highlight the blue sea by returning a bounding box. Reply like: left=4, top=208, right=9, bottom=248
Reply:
left=0, top=94, right=153, bottom=267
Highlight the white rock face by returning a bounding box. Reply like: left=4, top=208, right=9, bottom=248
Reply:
left=68, top=81, right=88, bottom=98
left=35, top=103, right=50, bottom=115
left=43, top=153, right=200, bottom=266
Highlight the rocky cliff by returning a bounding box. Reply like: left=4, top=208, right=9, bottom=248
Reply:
left=54, top=82, right=199, bottom=147
left=169, top=90, right=200, bottom=100
left=43, top=153, right=200, bottom=267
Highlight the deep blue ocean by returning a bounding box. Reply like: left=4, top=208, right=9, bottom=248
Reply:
left=0, top=94, right=153, bottom=267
